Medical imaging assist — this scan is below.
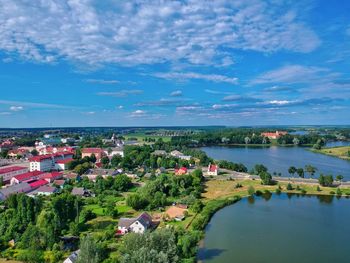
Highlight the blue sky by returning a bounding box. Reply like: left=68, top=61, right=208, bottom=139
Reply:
left=0, top=0, right=350, bottom=127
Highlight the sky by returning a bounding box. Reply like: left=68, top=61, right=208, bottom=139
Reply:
left=0, top=0, right=350, bottom=128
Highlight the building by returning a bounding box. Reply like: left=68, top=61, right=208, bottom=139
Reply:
left=175, top=167, right=188, bottom=176
left=71, top=187, right=91, bottom=197
left=29, top=152, right=73, bottom=172
left=207, top=163, right=219, bottom=176
left=7, top=148, right=30, bottom=159
left=29, top=179, right=49, bottom=189
left=152, top=150, right=167, bottom=156
left=261, top=131, right=288, bottom=139
left=178, top=155, right=192, bottom=161
left=63, top=250, right=80, bottom=263
left=0, top=182, right=32, bottom=201
left=165, top=205, right=188, bottom=221
left=81, top=148, right=105, bottom=161
left=40, top=171, right=63, bottom=183
left=28, top=185, right=58, bottom=197
left=0, top=166, right=29, bottom=183
left=55, top=158, right=73, bottom=170
left=117, top=212, right=153, bottom=235
left=170, top=150, right=183, bottom=157
left=10, top=171, right=45, bottom=185
left=104, top=147, right=124, bottom=158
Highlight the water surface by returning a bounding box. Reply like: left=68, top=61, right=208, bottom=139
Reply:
left=201, top=144, right=350, bottom=180
left=199, top=194, right=350, bottom=263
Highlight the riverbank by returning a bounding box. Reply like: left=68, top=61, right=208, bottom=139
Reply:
left=311, top=146, right=350, bottom=161
left=193, top=176, right=350, bottom=262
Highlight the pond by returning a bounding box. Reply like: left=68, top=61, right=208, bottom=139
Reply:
left=201, top=143, right=350, bottom=180
left=198, top=194, right=350, bottom=263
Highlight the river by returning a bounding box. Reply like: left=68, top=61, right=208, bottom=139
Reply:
left=198, top=194, right=350, bottom=263
left=201, top=141, right=350, bottom=180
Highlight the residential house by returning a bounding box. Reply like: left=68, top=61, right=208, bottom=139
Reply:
left=178, top=155, right=192, bottom=161
left=0, top=166, right=28, bottom=183
left=175, top=167, right=188, bottom=176
left=152, top=150, right=167, bottom=156
left=63, top=250, right=80, bottom=263
left=53, top=179, right=66, bottom=188
left=71, top=187, right=91, bottom=197
left=165, top=204, right=188, bottom=221
left=170, top=150, right=183, bottom=157
left=29, top=152, right=73, bottom=172
left=104, top=147, right=124, bottom=158
left=0, top=182, right=32, bottom=201
left=81, top=148, right=105, bottom=161
left=40, top=171, right=63, bottom=183
left=29, top=179, right=49, bottom=189
left=207, top=163, right=219, bottom=176
left=28, top=185, right=58, bottom=197
left=55, top=158, right=73, bottom=170
left=117, top=212, right=153, bottom=235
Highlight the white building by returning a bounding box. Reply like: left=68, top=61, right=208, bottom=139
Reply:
left=0, top=166, right=29, bottom=183
left=29, top=152, right=73, bottom=172
left=118, top=212, right=153, bottom=235
left=207, top=163, right=219, bottom=176
left=104, top=147, right=124, bottom=158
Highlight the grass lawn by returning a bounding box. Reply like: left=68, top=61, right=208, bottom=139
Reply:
left=203, top=178, right=350, bottom=201
left=313, top=146, right=350, bottom=161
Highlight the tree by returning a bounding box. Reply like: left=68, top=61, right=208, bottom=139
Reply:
left=296, top=168, right=304, bottom=178
left=31, top=149, right=39, bottom=156
left=121, top=228, right=179, bottom=263
left=319, top=174, right=334, bottom=187
left=111, top=154, right=123, bottom=168
left=305, top=165, right=317, bottom=178
left=0, top=176, right=3, bottom=187
left=113, top=174, right=132, bottom=191
left=259, top=172, right=273, bottom=185
left=101, top=156, right=110, bottom=168
left=248, top=186, right=255, bottom=195
left=126, top=194, right=148, bottom=210
left=286, top=183, right=293, bottom=190
left=77, top=235, right=102, bottom=263
left=288, top=166, right=297, bottom=177
left=191, top=200, right=204, bottom=213
left=336, top=175, right=344, bottom=182
left=254, top=164, right=268, bottom=175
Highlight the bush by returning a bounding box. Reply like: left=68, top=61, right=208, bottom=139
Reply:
left=275, top=188, right=281, bottom=194
left=330, top=191, right=335, bottom=195
left=301, top=189, right=307, bottom=194
left=286, top=183, right=293, bottom=190
left=247, top=186, right=255, bottom=196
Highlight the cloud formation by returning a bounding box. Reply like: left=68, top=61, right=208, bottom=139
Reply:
left=170, top=90, right=183, bottom=97
left=154, top=72, right=238, bottom=84
left=0, top=0, right=320, bottom=67
left=97, top=90, right=143, bottom=97
left=10, top=106, right=24, bottom=112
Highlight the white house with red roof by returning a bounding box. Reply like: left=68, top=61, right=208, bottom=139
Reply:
left=10, top=171, right=45, bottom=185
left=207, top=163, right=219, bottom=176
left=29, top=152, right=73, bottom=172
left=55, top=158, right=73, bottom=170
left=175, top=167, right=188, bottom=176
left=0, top=166, right=28, bottom=183
left=39, top=171, right=63, bottom=183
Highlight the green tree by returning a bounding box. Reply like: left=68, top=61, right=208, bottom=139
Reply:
left=296, top=168, right=304, bottom=178
left=288, top=166, right=297, bottom=177
left=101, top=156, right=110, bottom=168
left=305, top=165, right=317, bottom=178
left=259, top=171, right=273, bottom=185
left=247, top=186, right=255, bottom=195
left=126, top=194, right=148, bottom=210
left=113, top=174, right=132, bottom=191
left=77, top=235, right=101, bottom=263
left=121, top=228, right=179, bottom=263
left=336, top=175, right=344, bottom=182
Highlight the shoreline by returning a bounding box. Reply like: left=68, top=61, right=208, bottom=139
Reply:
left=310, top=146, right=350, bottom=162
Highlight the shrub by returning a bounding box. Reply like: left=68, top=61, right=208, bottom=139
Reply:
left=286, top=183, right=293, bottom=190
left=247, top=186, right=255, bottom=196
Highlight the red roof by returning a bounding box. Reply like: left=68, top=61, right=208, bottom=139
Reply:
left=13, top=171, right=45, bottom=182
left=29, top=154, right=53, bottom=162
left=29, top=179, right=49, bottom=188
left=55, top=158, right=73, bottom=164
left=82, top=148, right=103, bottom=154
left=39, top=172, right=63, bottom=180
left=0, top=166, right=27, bottom=175
left=209, top=164, right=218, bottom=172
left=175, top=167, right=188, bottom=173
left=53, top=179, right=66, bottom=186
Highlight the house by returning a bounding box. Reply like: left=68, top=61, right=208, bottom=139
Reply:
left=207, top=163, right=219, bottom=176
left=55, top=158, right=73, bottom=170
left=0, top=182, right=32, bottom=201
left=53, top=179, right=66, bottom=188
left=29, top=179, right=49, bottom=189
left=175, top=167, right=188, bottom=176
left=178, top=155, right=192, bottom=161
left=155, top=167, right=166, bottom=175
left=152, top=150, right=167, bottom=156
left=170, top=150, right=183, bottom=157
left=81, top=148, right=105, bottom=161
left=63, top=250, right=80, bottom=263
left=165, top=205, right=188, bottom=221
left=261, top=131, right=288, bottom=139
left=10, top=171, right=45, bottom=185
left=104, top=147, right=124, bottom=158
left=0, top=166, right=28, bottom=183
left=39, top=171, right=63, bottom=183
left=28, top=185, right=58, bottom=196
left=71, top=187, right=91, bottom=197
left=7, top=148, right=30, bottom=159
left=117, top=212, right=153, bottom=235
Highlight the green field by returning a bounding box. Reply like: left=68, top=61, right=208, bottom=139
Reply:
left=124, top=132, right=172, bottom=143
left=313, top=146, right=350, bottom=161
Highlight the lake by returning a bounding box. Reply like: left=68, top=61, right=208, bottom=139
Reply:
left=198, top=194, right=350, bottom=263
left=201, top=142, right=350, bottom=180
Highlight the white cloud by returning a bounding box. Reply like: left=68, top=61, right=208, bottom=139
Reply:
left=117, top=105, right=124, bottom=109
left=86, top=79, right=119, bottom=84
left=97, top=90, right=143, bottom=97
left=0, top=100, right=72, bottom=109
left=10, top=106, right=24, bottom=111
left=154, top=72, right=238, bottom=84
left=0, top=0, right=320, bottom=67
left=170, top=90, right=183, bottom=97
